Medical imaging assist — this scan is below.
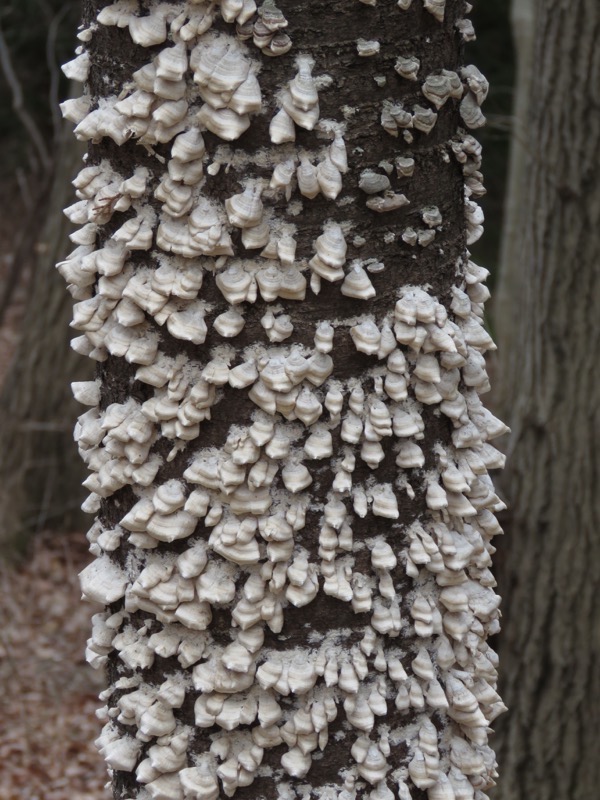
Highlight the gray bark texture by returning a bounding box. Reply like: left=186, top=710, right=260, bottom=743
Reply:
left=65, top=2, right=505, bottom=799
left=494, top=1, right=600, bottom=799
left=493, top=0, right=534, bottom=397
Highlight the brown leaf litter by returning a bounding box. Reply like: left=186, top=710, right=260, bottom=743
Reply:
left=0, top=532, right=109, bottom=800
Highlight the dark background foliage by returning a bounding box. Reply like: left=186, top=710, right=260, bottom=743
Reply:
left=0, top=0, right=79, bottom=180
left=467, top=0, right=514, bottom=276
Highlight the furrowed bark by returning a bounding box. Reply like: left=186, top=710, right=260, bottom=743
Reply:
left=493, top=0, right=534, bottom=412
left=62, top=2, right=505, bottom=799
left=494, top=1, right=600, bottom=798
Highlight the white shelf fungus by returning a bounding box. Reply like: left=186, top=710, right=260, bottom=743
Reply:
left=63, top=2, right=502, bottom=800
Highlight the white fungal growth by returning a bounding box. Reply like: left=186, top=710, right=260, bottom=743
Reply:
left=61, top=2, right=502, bottom=800
left=356, top=39, right=381, bottom=57
left=422, top=70, right=463, bottom=108
left=395, top=55, right=420, bottom=81
left=424, top=0, right=446, bottom=22
left=278, top=55, right=320, bottom=133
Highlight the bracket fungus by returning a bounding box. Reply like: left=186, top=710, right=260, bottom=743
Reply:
left=63, top=2, right=503, bottom=799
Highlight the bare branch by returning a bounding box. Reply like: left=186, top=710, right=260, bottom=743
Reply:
left=15, top=167, right=33, bottom=211
left=0, top=23, right=52, bottom=172
left=47, top=6, right=72, bottom=145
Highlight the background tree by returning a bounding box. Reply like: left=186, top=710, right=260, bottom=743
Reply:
left=493, top=1, right=600, bottom=798
left=0, top=0, right=88, bottom=556
left=63, top=1, right=506, bottom=799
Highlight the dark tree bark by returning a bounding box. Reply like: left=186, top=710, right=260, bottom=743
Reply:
left=494, top=2, right=600, bottom=799
left=66, top=2, right=505, bottom=799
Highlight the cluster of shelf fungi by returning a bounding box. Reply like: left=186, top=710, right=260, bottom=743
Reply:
left=59, top=2, right=505, bottom=799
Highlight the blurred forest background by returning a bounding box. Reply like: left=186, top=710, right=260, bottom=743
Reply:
left=0, top=1, right=537, bottom=799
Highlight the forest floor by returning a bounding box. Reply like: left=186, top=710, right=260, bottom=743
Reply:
left=0, top=532, right=109, bottom=800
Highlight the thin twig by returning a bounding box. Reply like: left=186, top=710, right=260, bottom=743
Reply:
left=0, top=150, right=56, bottom=325
left=0, top=23, right=52, bottom=172
left=15, top=167, right=33, bottom=211
left=18, top=420, right=74, bottom=432
left=35, top=460, right=56, bottom=537
left=0, top=189, right=50, bottom=326
left=32, top=0, right=55, bottom=25
left=47, top=5, right=72, bottom=145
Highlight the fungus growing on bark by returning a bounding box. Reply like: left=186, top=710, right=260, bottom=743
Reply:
left=62, top=0, right=504, bottom=798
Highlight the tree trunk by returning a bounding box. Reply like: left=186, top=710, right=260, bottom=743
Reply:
left=494, top=1, right=600, bottom=799
left=66, top=2, right=506, bottom=799
left=0, top=122, right=89, bottom=557
left=492, top=0, right=534, bottom=411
